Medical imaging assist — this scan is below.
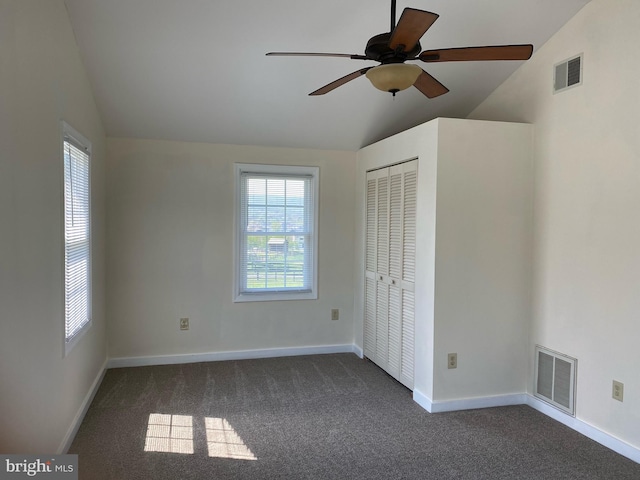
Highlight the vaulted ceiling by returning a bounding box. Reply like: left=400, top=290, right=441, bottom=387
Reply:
left=64, top=0, right=591, bottom=151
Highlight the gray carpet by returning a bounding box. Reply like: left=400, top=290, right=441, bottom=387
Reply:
left=70, top=353, right=640, bottom=479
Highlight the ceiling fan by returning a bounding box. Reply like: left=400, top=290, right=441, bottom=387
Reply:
left=266, top=0, right=533, bottom=98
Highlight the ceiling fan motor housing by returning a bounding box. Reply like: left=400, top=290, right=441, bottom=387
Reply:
left=365, top=33, right=422, bottom=63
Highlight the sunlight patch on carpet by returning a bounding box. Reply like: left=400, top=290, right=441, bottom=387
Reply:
left=144, top=414, right=194, bottom=454
left=205, top=417, right=257, bottom=461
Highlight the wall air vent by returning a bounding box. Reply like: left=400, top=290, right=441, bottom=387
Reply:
left=534, top=345, right=577, bottom=416
left=554, top=54, right=583, bottom=93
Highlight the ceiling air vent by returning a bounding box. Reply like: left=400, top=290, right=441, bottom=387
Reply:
left=554, top=54, right=582, bottom=93
left=534, top=345, right=577, bottom=416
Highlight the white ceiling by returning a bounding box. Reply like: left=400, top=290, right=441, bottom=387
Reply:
left=64, top=0, right=591, bottom=151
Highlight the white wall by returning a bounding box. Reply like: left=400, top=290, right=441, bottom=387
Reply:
left=355, top=118, right=532, bottom=403
left=0, top=0, right=107, bottom=453
left=106, top=139, right=356, bottom=359
left=433, top=119, right=532, bottom=401
left=470, top=0, right=640, bottom=450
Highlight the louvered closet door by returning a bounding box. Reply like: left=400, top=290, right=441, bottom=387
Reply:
left=400, top=162, right=417, bottom=389
left=375, top=172, right=390, bottom=370
left=364, top=169, right=386, bottom=364
left=386, top=167, right=403, bottom=380
left=364, top=160, right=417, bottom=390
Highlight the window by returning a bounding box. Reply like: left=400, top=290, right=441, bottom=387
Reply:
left=234, top=164, right=319, bottom=302
left=62, top=122, right=91, bottom=354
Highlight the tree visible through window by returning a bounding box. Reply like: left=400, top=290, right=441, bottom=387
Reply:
left=235, top=164, right=318, bottom=302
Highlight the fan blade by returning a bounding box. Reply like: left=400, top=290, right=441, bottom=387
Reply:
left=389, top=8, right=439, bottom=52
left=420, top=45, right=533, bottom=62
left=413, top=70, right=449, bottom=98
left=309, top=68, right=373, bottom=96
left=267, top=52, right=369, bottom=60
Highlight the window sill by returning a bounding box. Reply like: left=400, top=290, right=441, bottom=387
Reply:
left=234, top=291, right=317, bottom=303
left=64, top=319, right=92, bottom=357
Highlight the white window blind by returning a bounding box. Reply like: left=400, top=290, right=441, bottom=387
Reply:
left=63, top=126, right=91, bottom=349
left=235, top=164, right=318, bottom=302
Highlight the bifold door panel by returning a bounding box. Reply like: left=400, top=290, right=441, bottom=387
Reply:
left=364, top=160, right=417, bottom=390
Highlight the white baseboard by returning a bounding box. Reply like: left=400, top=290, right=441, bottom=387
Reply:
left=430, top=393, right=528, bottom=413
left=412, top=388, right=433, bottom=412
left=352, top=344, right=364, bottom=359
left=412, top=389, right=639, bottom=464
left=58, top=358, right=108, bottom=454
left=107, top=344, right=359, bottom=369
left=412, top=390, right=526, bottom=413
left=525, top=394, right=640, bottom=464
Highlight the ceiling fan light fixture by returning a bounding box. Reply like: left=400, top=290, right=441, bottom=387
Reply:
left=366, top=63, right=422, bottom=95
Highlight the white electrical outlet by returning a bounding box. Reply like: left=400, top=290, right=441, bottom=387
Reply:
left=331, top=309, right=339, bottom=321
left=612, top=380, right=624, bottom=402
left=180, top=318, right=189, bottom=331
left=448, top=353, right=457, bottom=369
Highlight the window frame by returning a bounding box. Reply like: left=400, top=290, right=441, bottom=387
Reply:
left=234, top=163, right=319, bottom=303
left=62, top=121, right=92, bottom=356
